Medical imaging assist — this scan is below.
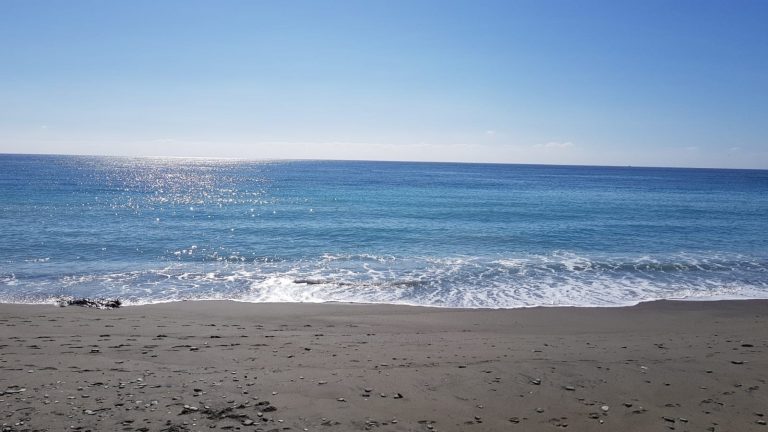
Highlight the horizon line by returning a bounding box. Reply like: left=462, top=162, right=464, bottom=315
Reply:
left=1, top=151, right=766, bottom=172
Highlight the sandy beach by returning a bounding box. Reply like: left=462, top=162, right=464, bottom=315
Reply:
left=1, top=300, right=767, bottom=431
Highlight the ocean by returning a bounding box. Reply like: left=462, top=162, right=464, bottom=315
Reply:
left=1, top=154, right=766, bottom=308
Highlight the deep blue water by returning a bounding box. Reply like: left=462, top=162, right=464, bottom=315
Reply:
left=1, top=154, right=767, bottom=307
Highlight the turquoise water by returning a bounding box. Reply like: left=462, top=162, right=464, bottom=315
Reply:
left=1, top=154, right=767, bottom=307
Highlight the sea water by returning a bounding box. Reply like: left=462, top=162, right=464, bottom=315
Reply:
left=1, top=154, right=766, bottom=308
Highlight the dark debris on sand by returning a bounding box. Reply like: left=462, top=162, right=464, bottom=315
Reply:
left=57, top=297, right=122, bottom=309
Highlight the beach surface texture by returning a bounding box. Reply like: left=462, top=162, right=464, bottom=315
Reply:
left=1, top=300, right=767, bottom=431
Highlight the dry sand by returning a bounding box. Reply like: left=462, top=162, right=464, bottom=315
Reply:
left=1, top=300, right=767, bottom=431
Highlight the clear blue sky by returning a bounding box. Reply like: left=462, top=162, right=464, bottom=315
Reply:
left=1, top=0, right=766, bottom=168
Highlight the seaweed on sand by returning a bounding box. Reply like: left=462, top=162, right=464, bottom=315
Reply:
left=56, top=297, right=122, bottom=309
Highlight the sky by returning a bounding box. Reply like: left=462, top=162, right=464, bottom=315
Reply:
left=1, top=0, right=767, bottom=168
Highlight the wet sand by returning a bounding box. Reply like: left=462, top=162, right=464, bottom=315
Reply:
left=1, top=300, right=767, bottom=431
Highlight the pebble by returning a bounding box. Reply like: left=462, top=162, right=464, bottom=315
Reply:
left=564, top=386, right=576, bottom=391
left=601, top=405, right=610, bottom=412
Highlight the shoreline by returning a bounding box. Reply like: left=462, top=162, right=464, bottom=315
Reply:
left=5, top=293, right=768, bottom=311
left=2, top=299, right=767, bottom=431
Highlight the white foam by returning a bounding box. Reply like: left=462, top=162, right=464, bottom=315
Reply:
left=1, top=252, right=767, bottom=309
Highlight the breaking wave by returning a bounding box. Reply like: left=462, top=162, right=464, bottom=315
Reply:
left=2, top=251, right=766, bottom=308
